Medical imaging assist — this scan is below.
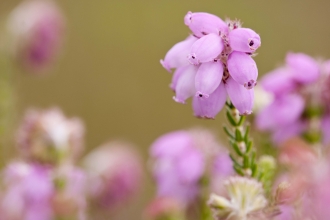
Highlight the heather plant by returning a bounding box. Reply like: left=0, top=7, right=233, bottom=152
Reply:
left=0, top=1, right=330, bottom=220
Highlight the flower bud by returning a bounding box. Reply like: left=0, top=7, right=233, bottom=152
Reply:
left=187, top=33, right=224, bottom=65
left=7, top=0, right=65, bottom=74
left=195, top=60, right=224, bottom=98
left=227, top=52, right=258, bottom=89
left=225, top=76, right=254, bottom=115
left=229, top=28, right=261, bottom=52
left=172, top=65, right=197, bottom=104
left=193, top=82, right=226, bottom=119
left=160, top=35, right=197, bottom=72
left=184, top=11, right=228, bottom=37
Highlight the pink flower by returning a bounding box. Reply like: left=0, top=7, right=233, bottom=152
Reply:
left=150, top=128, right=230, bottom=204
left=150, top=131, right=204, bottom=204
left=255, top=52, right=327, bottom=144
left=7, top=0, right=65, bottom=74
left=161, top=11, right=261, bottom=117
left=1, top=162, right=54, bottom=220
left=83, top=141, right=142, bottom=209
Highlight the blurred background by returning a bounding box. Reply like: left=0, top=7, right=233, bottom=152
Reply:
left=0, top=0, right=330, bottom=219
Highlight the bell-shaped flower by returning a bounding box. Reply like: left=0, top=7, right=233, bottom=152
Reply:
left=193, top=83, right=226, bottom=119
left=187, top=33, right=224, bottom=65
left=172, top=65, right=197, bottom=104
left=160, top=35, right=198, bottom=72
left=256, top=94, right=305, bottom=130
left=184, top=11, right=228, bottom=37
left=229, top=28, right=261, bottom=52
left=260, top=67, right=296, bottom=96
left=227, top=51, right=258, bottom=89
left=225, top=77, right=254, bottom=115
left=286, top=52, right=320, bottom=84
left=195, top=60, right=224, bottom=98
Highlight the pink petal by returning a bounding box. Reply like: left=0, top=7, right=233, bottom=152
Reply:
left=225, top=76, right=254, bottom=115
left=229, top=28, right=261, bottom=52
left=170, top=65, right=188, bottom=91
left=184, top=11, right=228, bottom=38
left=227, top=51, right=258, bottom=89
left=195, top=60, right=224, bottom=98
left=260, top=67, right=296, bottom=96
left=255, top=94, right=305, bottom=130
left=286, top=52, right=320, bottom=84
left=173, top=65, right=197, bottom=104
left=272, top=121, right=306, bottom=144
left=160, top=35, right=198, bottom=72
left=192, top=82, right=226, bottom=119
left=187, top=34, right=224, bottom=65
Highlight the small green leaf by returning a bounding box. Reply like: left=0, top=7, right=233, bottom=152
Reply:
left=244, top=125, right=250, bottom=142
left=229, top=154, right=241, bottom=167
left=243, top=155, right=249, bottom=168
left=234, top=164, right=244, bottom=176
left=238, top=115, right=246, bottom=126
left=235, top=128, right=243, bottom=142
left=232, top=142, right=243, bottom=157
left=226, top=111, right=237, bottom=126
left=246, top=140, right=253, bottom=154
left=223, top=126, right=235, bottom=140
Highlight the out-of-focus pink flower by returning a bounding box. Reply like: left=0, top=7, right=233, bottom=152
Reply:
left=255, top=52, right=330, bottom=144
left=161, top=11, right=261, bottom=117
left=150, top=128, right=230, bottom=204
left=83, top=142, right=142, bottom=209
left=150, top=131, right=204, bottom=204
left=2, top=162, right=54, bottom=220
left=256, top=94, right=305, bottom=131
left=7, top=0, right=65, bottom=74
left=144, top=197, right=185, bottom=220
left=16, top=108, right=84, bottom=165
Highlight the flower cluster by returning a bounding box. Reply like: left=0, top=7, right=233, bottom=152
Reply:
left=255, top=52, right=330, bottom=144
left=0, top=108, right=142, bottom=220
left=161, top=11, right=261, bottom=118
left=208, top=177, right=267, bottom=220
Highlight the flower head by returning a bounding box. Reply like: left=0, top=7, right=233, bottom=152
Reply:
left=208, top=177, right=267, bottom=220
left=7, top=0, right=65, bottom=73
left=161, top=11, right=261, bottom=117
left=16, top=108, right=85, bottom=164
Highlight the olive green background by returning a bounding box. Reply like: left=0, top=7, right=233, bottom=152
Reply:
left=0, top=0, right=330, bottom=219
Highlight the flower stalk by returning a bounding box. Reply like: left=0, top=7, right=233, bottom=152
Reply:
left=224, top=101, right=259, bottom=179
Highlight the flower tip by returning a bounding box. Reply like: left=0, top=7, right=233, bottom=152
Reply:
left=248, top=37, right=261, bottom=51
left=240, top=110, right=253, bottom=116
left=173, top=96, right=186, bottom=104
left=184, top=11, right=193, bottom=25
left=187, top=53, right=199, bottom=65
left=160, top=59, right=171, bottom=72
left=194, top=114, right=215, bottom=120
left=244, top=80, right=257, bottom=89
left=195, top=91, right=210, bottom=99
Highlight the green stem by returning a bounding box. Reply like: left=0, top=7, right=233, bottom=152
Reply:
left=223, top=102, right=259, bottom=178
